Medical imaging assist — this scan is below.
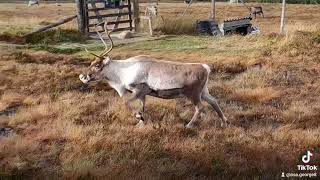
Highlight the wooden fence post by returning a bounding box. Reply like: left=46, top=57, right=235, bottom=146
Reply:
left=211, top=0, right=216, bottom=19
left=280, top=0, right=286, bottom=34
left=128, top=0, right=133, bottom=31
left=133, top=0, right=140, bottom=32
left=75, top=0, right=88, bottom=34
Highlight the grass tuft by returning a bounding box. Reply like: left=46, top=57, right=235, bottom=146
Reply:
left=155, top=17, right=196, bottom=35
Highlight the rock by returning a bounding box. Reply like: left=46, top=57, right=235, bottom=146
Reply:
left=117, top=31, right=134, bottom=39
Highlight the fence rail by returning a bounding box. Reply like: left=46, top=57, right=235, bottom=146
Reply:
left=84, top=0, right=133, bottom=33
left=88, top=20, right=132, bottom=27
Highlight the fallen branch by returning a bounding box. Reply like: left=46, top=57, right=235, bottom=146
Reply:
left=24, top=15, right=77, bottom=37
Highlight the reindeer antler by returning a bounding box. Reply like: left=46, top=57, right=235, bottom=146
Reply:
left=98, top=21, right=114, bottom=57
left=85, top=21, right=114, bottom=59
left=85, top=48, right=101, bottom=59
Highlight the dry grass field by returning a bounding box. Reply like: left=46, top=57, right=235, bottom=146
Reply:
left=0, top=2, right=320, bottom=179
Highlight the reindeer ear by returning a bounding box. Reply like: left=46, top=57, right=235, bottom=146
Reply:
left=102, top=57, right=111, bottom=65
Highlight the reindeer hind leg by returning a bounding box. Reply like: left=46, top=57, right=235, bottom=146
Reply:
left=201, top=87, right=229, bottom=128
left=186, top=101, right=203, bottom=129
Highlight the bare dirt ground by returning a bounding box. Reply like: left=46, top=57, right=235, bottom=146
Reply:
left=0, top=2, right=319, bottom=179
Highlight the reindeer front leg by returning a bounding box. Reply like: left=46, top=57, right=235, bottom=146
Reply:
left=127, top=92, right=144, bottom=126
left=126, top=84, right=151, bottom=127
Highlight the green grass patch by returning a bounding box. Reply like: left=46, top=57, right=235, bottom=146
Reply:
left=25, top=28, right=87, bottom=44
left=16, top=45, right=82, bottom=55
left=114, top=35, right=262, bottom=58
left=117, top=36, right=212, bottom=52
left=0, top=26, right=33, bottom=36
left=0, top=26, right=87, bottom=46
left=37, top=46, right=82, bottom=54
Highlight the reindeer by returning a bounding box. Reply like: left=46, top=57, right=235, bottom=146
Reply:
left=28, top=0, right=39, bottom=7
left=144, top=5, right=158, bottom=17
left=250, top=6, right=264, bottom=19
left=79, top=23, right=229, bottom=128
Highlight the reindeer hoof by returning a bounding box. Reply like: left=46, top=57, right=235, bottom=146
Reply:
left=220, top=121, right=231, bottom=128
left=220, top=123, right=227, bottom=128
left=185, top=123, right=195, bottom=129
left=136, top=120, right=145, bottom=128
left=220, top=117, right=230, bottom=128
left=135, top=112, right=144, bottom=121
left=226, top=120, right=231, bottom=127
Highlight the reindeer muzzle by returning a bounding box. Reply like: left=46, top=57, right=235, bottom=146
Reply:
left=79, top=74, right=91, bottom=84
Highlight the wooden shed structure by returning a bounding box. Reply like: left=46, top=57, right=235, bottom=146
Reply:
left=75, top=0, right=140, bottom=34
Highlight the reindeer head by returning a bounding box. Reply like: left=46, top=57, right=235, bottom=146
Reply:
left=79, top=22, right=114, bottom=84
